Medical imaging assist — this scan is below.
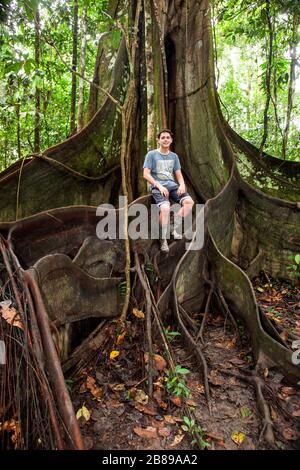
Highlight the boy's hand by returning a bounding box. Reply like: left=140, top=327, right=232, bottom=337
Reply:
left=157, top=184, right=169, bottom=197
left=177, top=183, right=186, bottom=195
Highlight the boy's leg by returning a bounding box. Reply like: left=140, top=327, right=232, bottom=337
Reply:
left=169, top=190, right=194, bottom=237
left=151, top=188, right=170, bottom=252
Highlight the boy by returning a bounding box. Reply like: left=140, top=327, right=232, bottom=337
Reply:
left=143, top=129, right=194, bottom=252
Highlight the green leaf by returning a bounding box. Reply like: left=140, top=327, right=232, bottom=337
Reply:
left=23, top=0, right=39, bottom=20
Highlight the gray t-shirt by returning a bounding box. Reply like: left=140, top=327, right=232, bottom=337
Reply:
left=143, top=149, right=181, bottom=190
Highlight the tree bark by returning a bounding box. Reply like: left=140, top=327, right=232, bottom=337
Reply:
left=259, top=0, right=273, bottom=156
left=34, top=7, right=41, bottom=153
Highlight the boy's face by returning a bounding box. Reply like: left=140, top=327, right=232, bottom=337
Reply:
left=158, top=132, right=172, bottom=149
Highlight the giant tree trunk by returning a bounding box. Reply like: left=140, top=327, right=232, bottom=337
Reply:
left=0, top=0, right=299, bottom=449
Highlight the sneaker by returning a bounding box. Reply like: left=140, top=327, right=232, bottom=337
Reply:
left=160, top=238, right=169, bottom=253
left=171, top=227, right=182, bottom=239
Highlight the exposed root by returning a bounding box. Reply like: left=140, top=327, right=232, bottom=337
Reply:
left=196, top=287, right=213, bottom=344
left=134, top=252, right=154, bottom=397
left=172, top=283, right=211, bottom=410
left=220, top=368, right=274, bottom=446
left=217, top=288, right=239, bottom=336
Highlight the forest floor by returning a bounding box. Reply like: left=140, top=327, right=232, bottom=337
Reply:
left=71, top=275, right=300, bottom=451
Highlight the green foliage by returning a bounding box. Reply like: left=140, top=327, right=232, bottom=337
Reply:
left=0, top=0, right=112, bottom=170
left=287, top=254, right=300, bottom=278
left=164, top=326, right=181, bottom=342
left=181, top=416, right=210, bottom=449
left=214, top=0, right=300, bottom=161
left=118, top=281, right=127, bottom=298
left=240, top=406, right=252, bottom=418
left=165, top=365, right=190, bottom=397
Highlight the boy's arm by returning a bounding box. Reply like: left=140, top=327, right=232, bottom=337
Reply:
left=143, top=168, right=169, bottom=196
left=175, top=169, right=186, bottom=195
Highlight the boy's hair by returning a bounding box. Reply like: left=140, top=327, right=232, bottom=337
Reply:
left=157, top=129, right=173, bottom=139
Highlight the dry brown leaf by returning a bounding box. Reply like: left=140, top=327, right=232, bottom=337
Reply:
left=170, top=433, right=185, bottom=447
left=208, top=370, right=224, bottom=386
left=144, top=353, right=167, bottom=371
left=226, top=338, right=237, bottom=349
left=279, top=330, right=289, bottom=342
left=134, top=403, right=157, bottom=416
left=86, top=376, right=103, bottom=399
left=133, top=426, right=157, bottom=439
left=186, top=398, right=198, bottom=407
left=0, top=304, right=24, bottom=330
left=292, top=409, right=300, bottom=417
left=206, top=432, right=225, bottom=447
left=133, top=308, right=145, bottom=319
left=263, top=368, right=269, bottom=379
left=170, top=395, right=182, bottom=407
left=109, top=383, right=125, bottom=392
left=282, top=427, right=297, bottom=441
left=163, top=415, right=183, bottom=424
left=270, top=407, right=278, bottom=421
left=229, top=357, right=245, bottom=365
left=132, top=388, right=149, bottom=405
left=116, top=331, right=126, bottom=345
left=281, top=387, right=297, bottom=396
left=158, top=427, right=171, bottom=437
left=158, top=400, right=168, bottom=410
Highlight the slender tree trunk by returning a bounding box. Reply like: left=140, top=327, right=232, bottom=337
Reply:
left=34, top=8, right=41, bottom=153
left=70, top=0, right=78, bottom=135
left=259, top=0, right=273, bottom=156
left=144, top=1, right=155, bottom=149
left=15, top=103, right=21, bottom=159
left=77, top=6, right=87, bottom=131
left=282, top=14, right=298, bottom=160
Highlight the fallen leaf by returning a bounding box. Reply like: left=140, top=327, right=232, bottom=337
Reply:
left=134, top=403, right=157, bottom=416
left=186, top=398, right=198, bottom=407
left=270, top=407, right=278, bottom=421
left=86, top=375, right=103, bottom=399
left=256, top=287, right=264, bottom=293
left=133, top=426, right=157, bottom=439
left=109, top=383, right=125, bottom=392
left=109, top=350, right=120, bottom=360
left=292, top=409, right=300, bottom=417
left=76, top=405, right=90, bottom=421
left=170, top=433, right=185, bottom=447
left=279, top=330, right=288, bottom=342
left=281, top=387, right=297, bottom=396
left=0, top=304, right=24, bottom=330
left=133, top=308, right=145, bottom=319
left=170, top=395, right=182, bottom=407
left=0, top=418, right=21, bottom=446
left=226, top=338, right=237, bottom=349
left=158, top=427, right=171, bottom=437
left=132, top=388, right=149, bottom=405
left=144, top=353, right=167, bottom=371
left=282, top=427, right=297, bottom=441
left=116, top=331, right=126, bottom=345
left=231, top=431, right=245, bottom=446
left=263, top=368, right=269, bottom=379
left=208, top=370, right=224, bottom=386
left=163, top=415, right=183, bottom=424
left=206, top=432, right=225, bottom=446
left=229, top=357, right=245, bottom=365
